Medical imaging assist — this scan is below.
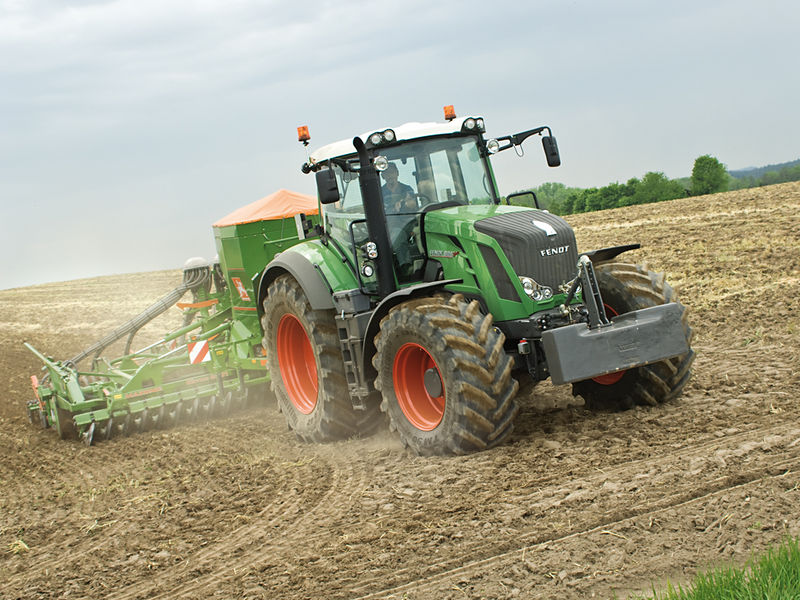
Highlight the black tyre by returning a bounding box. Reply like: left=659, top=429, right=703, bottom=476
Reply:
left=372, top=294, right=519, bottom=455
left=261, top=274, right=381, bottom=442
left=572, top=262, right=695, bottom=410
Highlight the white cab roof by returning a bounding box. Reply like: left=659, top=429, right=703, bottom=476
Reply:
left=308, top=117, right=481, bottom=164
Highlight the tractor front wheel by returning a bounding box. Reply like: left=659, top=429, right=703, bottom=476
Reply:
left=372, top=294, right=519, bottom=455
left=571, top=262, right=695, bottom=411
left=262, top=274, right=381, bottom=442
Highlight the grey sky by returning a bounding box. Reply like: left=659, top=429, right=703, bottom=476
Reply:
left=2, top=0, right=798, bottom=289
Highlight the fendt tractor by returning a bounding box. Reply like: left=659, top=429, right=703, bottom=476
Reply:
left=26, top=106, right=694, bottom=455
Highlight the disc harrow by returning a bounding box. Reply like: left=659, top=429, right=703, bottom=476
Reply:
left=25, top=259, right=269, bottom=446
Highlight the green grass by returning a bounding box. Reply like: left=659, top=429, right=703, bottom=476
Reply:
left=641, top=537, right=800, bottom=600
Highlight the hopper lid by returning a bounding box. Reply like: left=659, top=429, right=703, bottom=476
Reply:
left=213, top=189, right=319, bottom=227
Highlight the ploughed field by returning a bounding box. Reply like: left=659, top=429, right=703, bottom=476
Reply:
left=1, top=182, right=799, bottom=599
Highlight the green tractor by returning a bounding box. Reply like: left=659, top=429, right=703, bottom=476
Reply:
left=258, top=108, right=694, bottom=454
left=25, top=108, right=693, bottom=455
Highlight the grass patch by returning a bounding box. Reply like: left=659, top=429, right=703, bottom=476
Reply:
left=640, top=537, right=800, bottom=599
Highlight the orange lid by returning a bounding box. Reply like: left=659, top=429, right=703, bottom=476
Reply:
left=213, top=189, right=319, bottom=227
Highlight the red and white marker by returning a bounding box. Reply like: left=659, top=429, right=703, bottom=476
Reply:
left=188, top=340, right=211, bottom=364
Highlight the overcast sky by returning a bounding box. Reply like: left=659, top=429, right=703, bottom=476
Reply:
left=2, top=0, right=798, bottom=289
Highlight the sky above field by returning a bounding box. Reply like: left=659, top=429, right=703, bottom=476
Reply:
left=2, top=0, right=798, bottom=289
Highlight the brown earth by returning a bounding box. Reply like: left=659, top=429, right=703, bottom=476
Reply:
left=1, top=182, right=799, bottom=599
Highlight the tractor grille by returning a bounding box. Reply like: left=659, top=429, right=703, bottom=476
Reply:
left=474, top=210, right=578, bottom=290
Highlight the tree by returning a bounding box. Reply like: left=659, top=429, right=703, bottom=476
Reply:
left=535, top=182, right=567, bottom=212
left=691, top=155, right=728, bottom=195
left=627, top=172, right=685, bottom=205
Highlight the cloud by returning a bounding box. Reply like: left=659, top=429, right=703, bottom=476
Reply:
left=1, top=0, right=799, bottom=288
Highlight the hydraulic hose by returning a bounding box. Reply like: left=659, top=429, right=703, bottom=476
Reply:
left=66, top=266, right=210, bottom=367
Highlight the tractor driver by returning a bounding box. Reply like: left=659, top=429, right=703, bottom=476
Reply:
left=380, top=163, right=416, bottom=213
left=380, top=162, right=420, bottom=277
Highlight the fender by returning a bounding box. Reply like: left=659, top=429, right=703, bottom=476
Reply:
left=360, top=279, right=462, bottom=382
left=582, top=244, right=640, bottom=265
left=257, top=250, right=335, bottom=314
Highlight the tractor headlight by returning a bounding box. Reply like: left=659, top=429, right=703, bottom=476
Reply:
left=520, top=276, right=536, bottom=297
left=461, top=116, right=485, bottom=134
left=519, top=276, right=553, bottom=302
left=486, top=139, right=500, bottom=154
left=367, top=129, right=396, bottom=147
left=365, top=242, right=378, bottom=259
left=373, top=155, right=389, bottom=171
left=361, top=262, right=375, bottom=278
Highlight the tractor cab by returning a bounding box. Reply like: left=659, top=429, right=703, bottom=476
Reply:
left=304, top=116, right=501, bottom=291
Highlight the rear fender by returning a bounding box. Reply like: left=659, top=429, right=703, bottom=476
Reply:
left=257, top=250, right=336, bottom=315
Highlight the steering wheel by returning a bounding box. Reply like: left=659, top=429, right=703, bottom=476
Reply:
left=416, top=193, right=434, bottom=207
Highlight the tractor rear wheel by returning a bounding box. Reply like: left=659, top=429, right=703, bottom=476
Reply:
left=372, top=294, right=519, bottom=455
left=571, top=262, right=695, bottom=411
left=262, top=274, right=381, bottom=442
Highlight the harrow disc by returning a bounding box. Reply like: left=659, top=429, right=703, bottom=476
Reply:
left=82, top=422, right=96, bottom=446
left=220, top=391, right=233, bottom=416
left=155, top=405, right=166, bottom=429
left=168, top=403, right=181, bottom=427
left=103, top=418, right=114, bottom=441
left=117, top=413, right=131, bottom=437
left=133, top=410, right=147, bottom=433
left=206, top=395, right=217, bottom=418
left=187, top=397, right=199, bottom=421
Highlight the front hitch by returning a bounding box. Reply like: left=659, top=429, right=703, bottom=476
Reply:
left=562, top=255, right=609, bottom=328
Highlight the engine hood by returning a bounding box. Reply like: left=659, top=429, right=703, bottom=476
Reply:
left=423, top=204, right=579, bottom=289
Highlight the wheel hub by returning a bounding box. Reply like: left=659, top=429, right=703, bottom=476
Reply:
left=277, top=314, right=318, bottom=414
left=393, top=343, right=445, bottom=431
left=423, top=367, right=443, bottom=398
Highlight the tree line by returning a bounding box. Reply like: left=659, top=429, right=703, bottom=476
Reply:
left=728, top=162, right=800, bottom=190
left=510, top=155, right=800, bottom=215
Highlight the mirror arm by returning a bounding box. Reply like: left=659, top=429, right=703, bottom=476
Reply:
left=493, top=126, right=552, bottom=153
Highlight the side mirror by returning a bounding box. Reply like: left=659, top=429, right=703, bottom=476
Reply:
left=315, top=168, right=340, bottom=204
left=542, top=136, right=561, bottom=167
left=505, top=191, right=540, bottom=209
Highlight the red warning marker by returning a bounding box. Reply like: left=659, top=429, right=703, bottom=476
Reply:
left=188, top=340, right=211, bottom=364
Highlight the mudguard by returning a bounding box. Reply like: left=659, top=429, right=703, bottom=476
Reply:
left=582, top=244, right=641, bottom=264
left=258, top=251, right=335, bottom=312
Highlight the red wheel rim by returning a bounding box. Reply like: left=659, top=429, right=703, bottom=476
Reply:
left=276, top=314, right=318, bottom=414
left=592, top=304, right=626, bottom=385
left=393, top=343, right=445, bottom=431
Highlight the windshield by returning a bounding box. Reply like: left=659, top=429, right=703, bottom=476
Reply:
left=379, top=136, right=495, bottom=209
left=323, top=135, right=495, bottom=289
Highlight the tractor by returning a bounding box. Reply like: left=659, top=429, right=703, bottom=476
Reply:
left=25, top=107, right=694, bottom=455
left=259, top=106, right=694, bottom=454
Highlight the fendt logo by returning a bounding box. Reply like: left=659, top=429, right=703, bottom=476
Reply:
left=540, top=245, right=570, bottom=257
left=531, top=219, right=557, bottom=237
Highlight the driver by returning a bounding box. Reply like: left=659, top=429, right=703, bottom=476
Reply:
left=380, top=163, right=416, bottom=213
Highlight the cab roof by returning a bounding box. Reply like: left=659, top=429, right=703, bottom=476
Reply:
left=308, top=116, right=482, bottom=164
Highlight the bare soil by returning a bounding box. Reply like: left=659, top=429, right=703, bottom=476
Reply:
left=1, top=182, right=799, bottom=599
